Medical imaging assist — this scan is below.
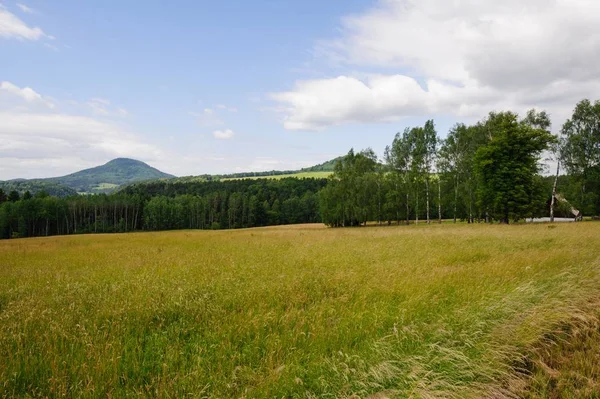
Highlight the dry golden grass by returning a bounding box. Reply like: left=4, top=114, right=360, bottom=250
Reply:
left=1, top=222, right=600, bottom=398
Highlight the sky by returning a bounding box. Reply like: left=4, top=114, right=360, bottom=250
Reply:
left=1, top=0, right=600, bottom=179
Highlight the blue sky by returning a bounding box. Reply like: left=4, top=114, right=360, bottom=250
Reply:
left=2, top=0, right=599, bottom=178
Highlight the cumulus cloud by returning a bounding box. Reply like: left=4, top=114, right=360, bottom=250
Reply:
left=0, top=81, right=162, bottom=179
left=0, top=81, right=55, bottom=108
left=0, top=5, right=47, bottom=40
left=273, top=0, right=600, bottom=130
left=213, top=129, right=235, bottom=140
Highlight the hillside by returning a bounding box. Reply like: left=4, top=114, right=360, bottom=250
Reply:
left=300, top=156, right=343, bottom=172
left=49, top=158, right=174, bottom=193
left=3, top=158, right=175, bottom=195
left=0, top=179, right=77, bottom=198
left=213, top=156, right=342, bottom=181
left=2, top=157, right=338, bottom=196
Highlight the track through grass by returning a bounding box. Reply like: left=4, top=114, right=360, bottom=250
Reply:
left=1, top=223, right=600, bottom=398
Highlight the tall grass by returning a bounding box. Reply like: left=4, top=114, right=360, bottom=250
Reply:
left=1, top=223, right=599, bottom=398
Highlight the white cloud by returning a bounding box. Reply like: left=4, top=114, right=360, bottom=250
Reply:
left=0, top=81, right=55, bottom=108
left=274, top=0, right=600, bottom=130
left=0, top=81, right=162, bottom=179
left=0, top=5, right=47, bottom=40
left=16, top=3, right=34, bottom=13
left=213, top=129, right=235, bottom=140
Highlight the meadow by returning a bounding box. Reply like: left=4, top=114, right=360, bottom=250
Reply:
left=222, top=171, right=332, bottom=181
left=1, top=223, right=600, bottom=398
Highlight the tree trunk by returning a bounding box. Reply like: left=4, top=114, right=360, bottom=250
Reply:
left=438, top=177, right=442, bottom=224
left=469, top=189, right=473, bottom=223
left=550, top=160, right=560, bottom=222
left=453, top=175, right=458, bottom=223
left=406, top=193, right=409, bottom=225
left=416, top=190, right=419, bottom=225
left=426, top=178, right=430, bottom=224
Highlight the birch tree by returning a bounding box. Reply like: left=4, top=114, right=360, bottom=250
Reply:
left=560, top=99, right=600, bottom=216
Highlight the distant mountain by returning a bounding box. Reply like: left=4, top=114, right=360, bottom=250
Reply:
left=3, top=158, right=175, bottom=195
left=50, top=158, right=175, bottom=193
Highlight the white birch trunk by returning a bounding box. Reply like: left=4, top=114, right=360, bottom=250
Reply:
left=550, top=160, right=560, bottom=222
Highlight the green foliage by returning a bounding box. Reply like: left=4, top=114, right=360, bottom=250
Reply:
left=0, top=178, right=325, bottom=239
left=474, top=112, right=555, bottom=223
left=438, top=123, right=490, bottom=222
left=7, top=190, right=20, bottom=202
left=561, top=99, right=600, bottom=215
left=0, top=180, right=77, bottom=198
left=319, top=148, right=380, bottom=227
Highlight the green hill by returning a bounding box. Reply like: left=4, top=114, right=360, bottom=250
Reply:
left=3, top=158, right=174, bottom=195
left=48, top=158, right=175, bottom=193
left=300, top=156, right=343, bottom=172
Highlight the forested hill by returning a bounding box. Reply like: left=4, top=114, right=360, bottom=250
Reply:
left=50, top=158, right=175, bottom=193
left=300, top=156, right=343, bottom=172
left=2, top=158, right=175, bottom=195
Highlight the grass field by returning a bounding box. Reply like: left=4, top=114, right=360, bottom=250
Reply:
left=222, top=171, right=332, bottom=181
left=1, top=223, right=600, bottom=398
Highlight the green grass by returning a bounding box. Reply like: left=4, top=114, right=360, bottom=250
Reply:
left=93, top=182, right=120, bottom=190
left=1, top=223, right=600, bottom=398
left=222, top=171, right=332, bottom=181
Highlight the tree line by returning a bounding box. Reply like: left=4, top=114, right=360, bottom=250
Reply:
left=0, top=178, right=324, bottom=239
left=320, top=100, right=600, bottom=226
left=1, top=99, right=599, bottom=238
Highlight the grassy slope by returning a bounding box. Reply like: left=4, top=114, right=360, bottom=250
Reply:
left=1, top=223, right=600, bottom=398
left=222, top=171, right=332, bottom=181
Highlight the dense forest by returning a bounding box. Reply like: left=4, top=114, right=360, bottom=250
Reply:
left=0, top=178, right=324, bottom=239
left=1, top=99, right=599, bottom=239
